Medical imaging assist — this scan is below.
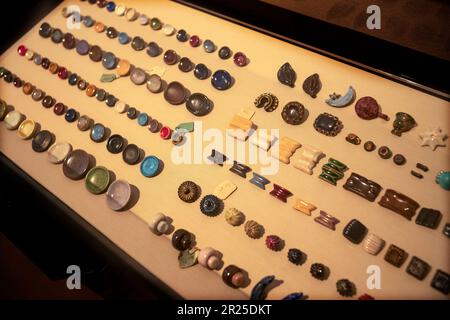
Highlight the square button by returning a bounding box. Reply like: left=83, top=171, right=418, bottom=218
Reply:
left=431, top=270, right=450, bottom=295
left=406, top=256, right=430, bottom=280
left=343, top=219, right=368, bottom=244
left=384, top=244, right=408, bottom=267
left=415, top=208, right=442, bottom=229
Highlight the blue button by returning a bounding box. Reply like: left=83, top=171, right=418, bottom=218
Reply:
left=211, top=70, right=232, bottom=90
left=83, top=16, right=95, bottom=27
left=106, top=2, right=116, bottom=12
left=76, top=40, right=90, bottom=55
left=65, top=108, right=78, bottom=123
left=118, top=32, right=129, bottom=45
left=140, top=156, right=160, bottom=177
left=137, top=113, right=149, bottom=126
left=203, top=40, right=215, bottom=53
left=194, top=63, right=209, bottom=80
left=90, top=123, right=106, bottom=142
left=102, top=52, right=117, bottom=70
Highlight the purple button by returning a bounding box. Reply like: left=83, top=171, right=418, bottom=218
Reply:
left=76, top=40, right=90, bottom=55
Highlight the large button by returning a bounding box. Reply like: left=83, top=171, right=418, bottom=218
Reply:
left=90, top=123, right=107, bottom=142
left=211, top=70, right=232, bottom=90
left=85, top=166, right=110, bottom=194
left=89, top=45, right=103, bottom=62
left=77, top=115, right=92, bottom=131
left=102, top=52, right=117, bottom=70
left=107, top=134, right=125, bottom=154
left=106, top=180, right=131, bottom=211
left=130, top=68, right=147, bottom=85
left=122, top=144, right=140, bottom=165
left=4, top=110, right=23, bottom=130
left=32, top=130, right=54, bottom=152
left=140, top=156, right=161, bottom=177
left=18, top=119, right=37, bottom=139
left=164, top=81, right=186, bottom=105
left=47, top=142, right=72, bottom=164
left=185, top=93, right=212, bottom=116
left=76, top=40, right=90, bottom=55
left=63, top=149, right=91, bottom=180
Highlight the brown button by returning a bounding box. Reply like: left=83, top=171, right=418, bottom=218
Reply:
left=116, top=59, right=131, bottom=76
left=62, top=33, right=76, bottom=49
left=86, top=84, right=97, bottom=97
left=164, top=81, right=187, bottom=105
left=22, top=82, right=34, bottom=95
left=63, top=149, right=91, bottom=180
left=94, top=22, right=106, bottom=33
left=49, top=62, right=59, bottom=74
left=89, top=45, right=103, bottom=62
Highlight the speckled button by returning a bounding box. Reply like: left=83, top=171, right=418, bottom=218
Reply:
left=47, top=142, right=72, bottom=164
left=130, top=68, right=147, bottom=85
left=106, top=179, right=131, bottom=211
left=32, top=130, right=53, bottom=153
left=140, top=156, right=161, bottom=177
left=90, top=123, right=106, bottom=142
left=122, top=144, right=140, bottom=165
left=107, top=134, right=125, bottom=154
left=63, top=149, right=91, bottom=180
left=85, top=166, right=110, bottom=194
left=4, top=110, right=23, bottom=130
left=18, top=119, right=37, bottom=139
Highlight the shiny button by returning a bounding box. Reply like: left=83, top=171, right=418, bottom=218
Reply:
left=130, top=68, right=147, bottom=85
left=85, top=166, right=110, bottom=194
left=65, top=108, right=78, bottom=122
left=90, top=123, right=106, bottom=142
left=194, top=63, right=209, bottom=80
left=77, top=115, right=92, bottom=131
left=51, top=28, right=63, bottom=43
left=63, top=149, right=91, bottom=180
left=140, top=156, right=161, bottom=177
left=32, top=130, right=54, bottom=153
left=18, top=119, right=37, bottom=139
left=102, top=52, right=117, bottom=69
left=47, top=142, right=72, bottom=164
left=211, top=70, right=232, bottom=90
left=146, top=42, right=160, bottom=57
left=76, top=40, right=90, bottom=55
left=131, top=36, right=145, bottom=51
left=137, top=113, right=149, bottom=126
left=106, top=180, right=131, bottom=211
left=107, top=134, right=125, bottom=154
left=118, top=32, right=129, bottom=44
left=116, top=59, right=130, bottom=76
left=122, top=144, right=140, bottom=165
left=89, top=45, right=103, bottom=62
left=62, top=33, right=76, bottom=49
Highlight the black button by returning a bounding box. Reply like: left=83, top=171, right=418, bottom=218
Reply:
left=122, top=144, right=140, bottom=165
left=32, top=130, right=54, bottom=153
left=107, top=134, right=125, bottom=154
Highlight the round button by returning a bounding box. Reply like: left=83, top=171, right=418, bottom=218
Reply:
left=85, top=166, right=110, bottom=194
left=146, top=42, right=160, bottom=57
left=18, top=119, right=37, bottom=139
left=105, top=94, right=116, bottom=107
left=83, top=16, right=95, bottom=27
left=122, top=144, right=140, bottom=165
left=51, top=29, right=63, bottom=43
left=164, top=81, right=187, bottom=105
left=4, top=110, right=23, bottom=130
left=163, top=49, right=178, bottom=65
left=106, top=180, right=131, bottom=211
left=62, top=33, right=76, bottom=49
left=185, top=93, right=212, bottom=116
left=148, top=119, right=160, bottom=133
left=146, top=74, right=162, bottom=93
left=53, top=103, right=66, bottom=115
left=22, top=82, right=34, bottom=95
left=131, top=36, right=146, bottom=51
left=137, top=113, right=149, bottom=126
left=63, top=149, right=91, bottom=180
left=115, top=101, right=128, bottom=114
left=39, top=22, right=52, bottom=38
left=233, top=52, right=247, bottom=67
left=127, top=107, right=138, bottom=119
left=211, top=70, right=232, bottom=90
left=176, top=29, right=188, bottom=42
left=49, top=63, right=59, bottom=74
left=65, top=108, right=78, bottom=122
left=140, top=156, right=161, bottom=177
left=47, top=142, right=72, bottom=164
left=77, top=115, right=92, bottom=131
left=31, top=89, right=45, bottom=101
left=89, top=45, right=103, bottom=62
left=118, top=32, right=129, bottom=44
left=116, top=59, right=131, bottom=76
left=90, top=123, right=106, bottom=142
left=76, top=40, right=90, bottom=55
left=150, top=18, right=162, bottom=30
left=194, top=63, right=209, bottom=80
left=178, top=57, right=193, bottom=72
left=203, top=39, right=215, bottom=53
left=96, top=88, right=107, bottom=101
left=163, top=24, right=175, bottom=36
left=102, top=52, right=117, bottom=70
left=107, top=134, right=125, bottom=154
left=86, top=84, right=97, bottom=97
left=94, top=21, right=105, bottom=33
left=106, top=26, right=118, bottom=38
left=115, top=4, right=127, bottom=16
left=0, top=100, right=8, bottom=120
left=130, top=68, right=147, bottom=85
left=32, top=130, right=54, bottom=153
left=218, top=46, right=231, bottom=59
left=42, top=95, right=55, bottom=108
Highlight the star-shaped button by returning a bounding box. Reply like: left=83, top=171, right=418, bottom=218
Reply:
left=419, top=126, right=447, bottom=151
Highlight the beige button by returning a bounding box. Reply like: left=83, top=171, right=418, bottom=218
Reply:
left=292, top=198, right=316, bottom=216
left=125, top=8, right=138, bottom=21
left=115, top=101, right=128, bottom=114
left=116, top=59, right=131, bottom=76
left=47, top=142, right=72, bottom=164
left=18, top=119, right=37, bottom=139
left=25, top=49, right=34, bottom=60
left=162, top=24, right=175, bottom=36
left=115, top=4, right=127, bottom=16
left=4, top=110, right=23, bottom=130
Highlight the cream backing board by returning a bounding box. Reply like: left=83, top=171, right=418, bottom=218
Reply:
left=0, top=0, right=449, bottom=299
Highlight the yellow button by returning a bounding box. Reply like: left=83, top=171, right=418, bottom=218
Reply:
left=116, top=59, right=131, bottom=76
left=115, top=4, right=126, bottom=16
left=4, top=110, right=23, bottom=130
left=18, top=119, right=37, bottom=139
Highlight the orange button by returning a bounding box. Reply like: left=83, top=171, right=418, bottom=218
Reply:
left=94, top=22, right=106, bottom=33
left=116, top=59, right=131, bottom=76
left=86, top=84, right=97, bottom=97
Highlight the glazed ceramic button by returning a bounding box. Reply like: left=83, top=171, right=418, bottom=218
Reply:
left=83, top=16, right=94, bottom=27
left=122, top=144, right=140, bottom=164
left=189, top=35, right=200, bottom=47
left=105, top=94, right=116, bottom=107
left=4, top=110, right=23, bottom=130
left=218, top=46, right=231, bottom=59
left=118, top=32, right=129, bottom=44
left=53, top=103, right=65, bottom=115
left=86, top=84, right=97, bottom=97
left=164, top=82, right=186, bottom=105
left=62, top=33, right=76, bottom=49
left=0, top=100, right=8, bottom=120
left=163, top=24, right=175, bottom=36
left=31, top=89, right=45, bottom=101
left=146, top=74, right=162, bottom=93
left=47, top=142, right=72, bottom=164
left=125, top=8, right=138, bottom=21
left=115, top=101, right=128, bottom=113
left=89, top=45, right=103, bottom=62
left=42, top=96, right=55, bottom=108
left=150, top=17, right=162, bottom=30
left=146, top=42, right=160, bottom=57
left=106, top=1, right=115, bottom=11
left=39, top=22, right=52, bottom=38
left=76, top=40, right=90, bottom=55
left=33, top=54, right=42, bottom=65
left=22, top=83, right=33, bottom=95
left=49, top=62, right=59, bottom=74
left=140, top=156, right=160, bottom=177
left=106, top=26, right=118, bottom=38
left=58, top=67, right=69, bottom=80
left=194, top=63, right=209, bottom=80
left=163, top=49, right=178, bottom=65
left=233, top=52, right=247, bottom=67
left=65, top=108, right=78, bottom=122
left=25, top=49, right=35, bottom=60
left=96, top=89, right=107, bottom=101
left=176, top=29, right=188, bottom=42
left=130, top=68, right=147, bottom=85
left=185, top=93, right=212, bottom=116
left=159, top=126, right=172, bottom=140
left=90, top=123, right=106, bottom=142
left=106, top=179, right=131, bottom=211
left=68, top=73, right=79, bottom=86
left=94, top=21, right=105, bottom=32
left=51, top=28, right=63, bottom=43
left=13, top=77, right=23, bottom=87
left=107, top=134, right=125, bottom=154
left=211, top=70, right=232, bottom=90
left=78, top=79, right=88, bottom=90
left=139, top=14, right=149, bottom=25
left=85, top=166, right=110, bottom=194
left=115, top=59, right=130, bottom=77
left=102, top=52, right=117, bottom=70
left=32, top=130, right=53, bottom=152
left=178, top=57, right=193, bottom=72
left=115, top=4, right=126, bottom=16
left=127, top=107, right=138, bottom=119
left=148, top=119, right=160, bottom=133
left=131, top=36, right=145, bottom=51
left=18, top=119, right=37, bottom=139
left=203, top=39, right=215, bottom=53
left=63, top=149, right=91, bottom=180
left=137, top=113, right=149, bottom=126
left=77, top=115, right=92, bottom=131
left=17, top=45, right=27, bottom=56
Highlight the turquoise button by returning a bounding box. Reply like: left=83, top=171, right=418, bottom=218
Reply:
left=140, top=156, right=160, bottom=177
left=137, top=113, right=149, bottom=126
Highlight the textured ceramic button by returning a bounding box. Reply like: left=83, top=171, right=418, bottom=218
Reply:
left=287, top=248, right=304, bottom=265
left=32, top=130, right=53, bottom=153
left=211, top=70, right=232, bottom=90
left=277, top=62, right=296, bottom=87
left=90, top=123, right=106, bottom=142
left=384, top=244, right=407, bottom=267
left=63, top=149, right=90, bottom=180
left=194, top=63, right=209, bottom=80
left=265, top=235, right=283, bottom=251
left=222, top=265, right=246, bottom=288
left=163, top=49, right=178, bottom=65
left=189, top=35, right=200, bottom=47
left=77, top=115, right=92, bottom=131
left=282, top=102, right=305, bottom=125
left=185, top=93, right=211, bottom=116
left=89, top=45, right=103, bottom=62
left=106, top=180, right=131, bottom=211
left=203, top=39, right=215, bottom=53
left=378, top=189, right=419, bottom=220
left=233, top=52, right=247, bottom=67
left=199, top=194, right=222, bottom=217
left=244, top=220, right=264, bottom=239
left=336, top=279, right=355, bottom=297
left=4, top=111, right=23, bottom=130
left=164, top=81, right=186, bottom=105
left=106, top=26, right=118, bottom=38
left=431, top=270, right=450, bottom=295
left=150, top=17, right=162, bottom=30
left=310, top=263, right=328, bottom=280
left=343, top=219, right=367, bottom=244
left=140, top=156, right=160, bottom=177
left=85, top=166, right=110, bottom=194
left=122, top=144, right=140, bottom=165
left=176, top=29, right=188, bottom=42
left=162, top=24, right=175, bottom=36
left=130, top=68, right=147, bottom=85
left=146, top=74, right=162, bottom=93
left=131, top=36, right=145, bottom=51
left=62, top=33, right=76, bottom=49
left=39, top=22, right=52, bottom=38
left=406, top=256, right=430, bottom=280
left=224, top=208, right=245, bottom=226
left=363, top=233, right=385, bottom=255
left=102, top=52, right=117, bottom=70
left=178, top=57, right=193, bottom=72
left=47, top=142, right=72, bottom=164
left=51, top=28, right=63, bottom=43
left=146, top=42, right=160, bottom=57
left=65, top=108, right=78, bottom=123
left=177, top=181, right=200, bottom=203
left=116, top=59, right=131, bottom=76
left=18, top=119, right=37, bottom=139
left=313, top=113, right=343, bottom=136
left=254, top=93, right=279, bottom=112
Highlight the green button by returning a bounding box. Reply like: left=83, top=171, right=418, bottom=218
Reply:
left=85, top=166, right=110, bottom=194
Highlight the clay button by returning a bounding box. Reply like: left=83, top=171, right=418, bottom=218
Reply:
left=122, top=144, right=140, bottom=165
left=164, top=81, right=187, bottom=105
left=85, top=166, right=110, bottom=194
left=107, top=134, right=125, bottom=154
left=63, top=149, right=91, bottom=180
left=32, top=130, right=54, bottom=153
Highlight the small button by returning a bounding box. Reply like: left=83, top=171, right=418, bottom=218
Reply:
left=62, top=33, right=76, bottom=49
left=116, top=59, right=130, bottom=76
left=176, top=29, right=188, bottom=42
left=194, top=63, right=209, bottom=80
left=89, top=45, right=103, bottom=62
left=106, top=26, right=118, bottom=38
left=137, top=113, right=149, bottom=126
left=4, top=111, right=23, bottom=130
left=218, top=46, right=231, bottom=59
left=106, top=134, right=125, bottom=154
left=94, top=21, right=105, bottom=32
left=146, top=42, right=160, bottom=57
left=32, top=130, right=54, bottom=153
left=77, top=115, right=92, bottom=131
left=18, top=119, right=37, bottom=139
left=76, top=40, right=90, bottom=55
left=65, top=108, right=78, bottom=122
left=102, top=52, right=117, bottom=69
left=130, top=68, right=147, bottom=85
left=131, top=36, right=145, bottom=51
left=53, top=102, right=66, bottom=115
left=90, top=123, right=107, bottom=142
left=51, top=28, right=63, bottom=43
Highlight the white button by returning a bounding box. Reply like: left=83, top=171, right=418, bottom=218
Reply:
left=162, top=24, right=175, bottom=36
left=4, top=110, right=23, bottom=130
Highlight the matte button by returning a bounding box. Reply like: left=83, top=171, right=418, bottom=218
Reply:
left=107, top=134, right=125, bottom=154
left=102, top=52, right=117, bottom=70
left=150, top=18, right=162, bottom=30
left=32, top=130, right=54, bottom=152
left=106, top=180, right=131, bottom=211
left=140, top=156, right=161, bottom=177
left=90, top=123, right=107, bottom=142
left=203, top=39, right=215, bottom=53
left=47, top=142, right=72, bottom=164
left=122, top=144, right=141, bottom=165
left=85, top=166, right=110, bottom=194
left=63, top=149, right=91, bottom=180
left=33, top=54, right=42, bottom=65
left=89, top=45, right=103, bottom=62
